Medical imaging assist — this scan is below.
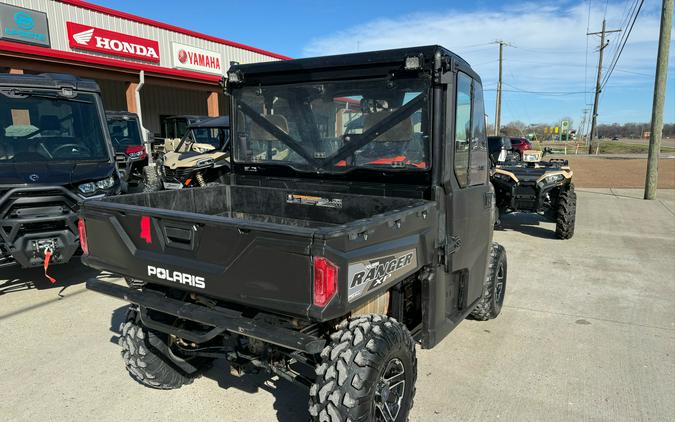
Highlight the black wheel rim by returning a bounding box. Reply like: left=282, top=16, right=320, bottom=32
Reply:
left=495, top=261, right=506, bottom=304
left=374, top=358, right=406, bottom=422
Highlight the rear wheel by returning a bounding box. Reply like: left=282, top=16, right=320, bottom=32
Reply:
left=555, top=183, right=576, bottom=239
left=471, top=243, right=507, bottom=321
left=119, top=308, right=205, bottom=389
left=309, top=315, right=417, bottom=422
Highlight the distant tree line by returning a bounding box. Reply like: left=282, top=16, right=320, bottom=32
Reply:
left=493, top=121, right=675, bottom=140
left=595, top=123, right=675, bottom=139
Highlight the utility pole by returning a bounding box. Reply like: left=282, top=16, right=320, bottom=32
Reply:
left=645, top=0, right=673, bottom=199
left=587, top=20, right=622, bottom=154
left=493, top=40, right=511, bottom=135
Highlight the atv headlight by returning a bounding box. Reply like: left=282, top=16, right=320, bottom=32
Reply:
left=494, top=173, right=513, bottom=182
left=79, top=176, right=115, bottom=195
left=544, top=174, right=564, bottom=184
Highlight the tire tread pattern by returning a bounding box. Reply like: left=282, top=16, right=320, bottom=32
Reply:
left=555, top=183, right=576, bottom=239
left=309, top=315, right=417, bottom=422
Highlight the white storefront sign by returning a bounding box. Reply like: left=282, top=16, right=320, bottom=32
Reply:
left=171, top=42, right=223, bottom=75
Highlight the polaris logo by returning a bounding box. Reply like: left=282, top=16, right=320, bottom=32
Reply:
left=147, top=265, right=205, bottom=289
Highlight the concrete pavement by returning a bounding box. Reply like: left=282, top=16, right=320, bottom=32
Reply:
left=0, top=189, right=673, bottom=421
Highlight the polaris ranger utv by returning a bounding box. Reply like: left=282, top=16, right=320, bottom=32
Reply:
left=0, top=73, right=121, bottom=270
left=82, top=46, right=507, bottom=421
left=150, top=116, right=230, bottom=191
left=491, top=148, right=576, bottom=239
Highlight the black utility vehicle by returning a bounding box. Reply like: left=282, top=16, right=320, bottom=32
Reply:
left=82, top=46, right=507, bottom=421
left=0, top=73, right=120, bottom=269
left=106, top=111, right=149, bottom=187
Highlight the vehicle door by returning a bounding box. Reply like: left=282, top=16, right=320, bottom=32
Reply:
left=446, top=72, right=492, bottom=310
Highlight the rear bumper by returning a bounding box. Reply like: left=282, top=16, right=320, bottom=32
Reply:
left=86, top=279, right=326, bottom=354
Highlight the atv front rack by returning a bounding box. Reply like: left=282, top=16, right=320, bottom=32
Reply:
left=86, top=279, right=326, bottom=354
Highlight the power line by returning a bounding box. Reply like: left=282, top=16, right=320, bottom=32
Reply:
left=601, top=0, right=644, bottom=90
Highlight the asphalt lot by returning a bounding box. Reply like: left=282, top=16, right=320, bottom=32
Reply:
left=1, top=188, right=673, bottom=421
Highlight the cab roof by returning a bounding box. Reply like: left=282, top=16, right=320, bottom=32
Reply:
left=229, top=45, right=480, bottom=85
left=0, top=73, right=101, bottom=93
left=188, top=116, right=230, bottom=129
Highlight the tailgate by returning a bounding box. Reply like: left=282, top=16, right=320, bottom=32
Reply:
left=81, top=202, right=314, bottom=317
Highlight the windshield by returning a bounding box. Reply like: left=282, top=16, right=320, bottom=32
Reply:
left=0, top=90, right=109, bottom=163
left=232, top=78, right=430, bottom=173
left=107, top=117, right=142, bottom=152
left=187, top=127, right=230, bottom=150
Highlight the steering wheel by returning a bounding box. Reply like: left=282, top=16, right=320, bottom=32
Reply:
left=112, top=137, right=134, bottom=146
left=52, top=144, right=91, bottom=158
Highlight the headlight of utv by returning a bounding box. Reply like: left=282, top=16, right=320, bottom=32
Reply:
left=544, top=174, right=564, bottom=184
left=196, top=158, right=215, bottom=167
left=79, top=176, right=115, bottom=195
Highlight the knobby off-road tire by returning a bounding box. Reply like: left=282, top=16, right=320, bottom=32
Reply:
left=555, top=184, right=576, bottom=239
left=309, top=315, right=417, bottom=422
left=471, top=242, right=507, bottom=321
left=142, top=165, right=162, bottom=193
left=119, top=308, right=202, bottom=389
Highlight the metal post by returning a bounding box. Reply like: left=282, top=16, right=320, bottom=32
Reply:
left=645, top=0, right=673, bottom=199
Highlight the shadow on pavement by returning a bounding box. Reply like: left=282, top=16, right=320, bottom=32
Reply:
left=0, top=259, right=101, bottom=296
left=107, top=305, right=309, bottom=422
left=497, top=212, right=558, bottom=239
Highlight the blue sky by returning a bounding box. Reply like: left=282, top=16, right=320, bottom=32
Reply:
left=92, top=0, right=673, bottom=127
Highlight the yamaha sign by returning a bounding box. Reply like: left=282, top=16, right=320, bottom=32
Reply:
left=66, top=22, right=160, bottom=62
left=171, top=42, right=223, bottom=75
left=0, top=4, right=50, bottom=47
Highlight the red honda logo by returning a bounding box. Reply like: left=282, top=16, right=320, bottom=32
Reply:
left=66, top=22, right=160, bottom=63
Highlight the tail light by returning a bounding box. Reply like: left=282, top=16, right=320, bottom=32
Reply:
left=140, top=216, right=152, bottom=244
left=313, top=257, right=338, bottom=307
left=78, top=218, right=89, bottom=255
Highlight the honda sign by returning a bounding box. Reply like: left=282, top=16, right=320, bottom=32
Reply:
left=66, top=22, right=160, bottom=62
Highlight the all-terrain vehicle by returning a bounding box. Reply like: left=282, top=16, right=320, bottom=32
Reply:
left=491, top=147, right=576, bottom=239
left=82, top=46, right=507, bottom=421
left=150, top=116, right=230, bottom=191
left=0, top=73, right=121, bottom=270
left=106, top=111, right=150, bottom=189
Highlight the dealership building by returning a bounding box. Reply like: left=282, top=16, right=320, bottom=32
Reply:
left=0, top=0, right=288, bottom=134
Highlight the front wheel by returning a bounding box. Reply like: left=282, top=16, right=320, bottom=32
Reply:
left=309, top=315, right=417, bottom=422
left=555, top=184, right=576, bottom=239
left=471, top=242, right=507, bottom=321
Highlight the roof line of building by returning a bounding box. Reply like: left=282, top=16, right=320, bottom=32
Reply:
left=57, top=0, right=293, bottom=61
left=0, top=40, right=223, bottom=84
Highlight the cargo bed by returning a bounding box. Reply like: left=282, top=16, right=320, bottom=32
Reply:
left=81, top=184, right=437, bottom=320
